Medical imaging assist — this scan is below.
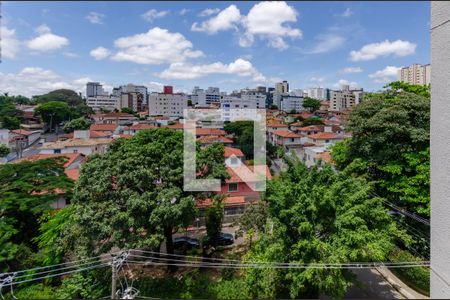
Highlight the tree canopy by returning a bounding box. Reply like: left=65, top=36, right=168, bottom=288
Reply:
left=332, top=87, right=430, bottom=216
left=0, top=144, right=10, bottom=158
left=63, top=117, right=91, bottom=133
left=34, top=101, right=72, bottom=131
left=242, top=161, right=403, bottom=299
left=0, top=95, right=23, bottom=130
left=63, top=128, right=228, bottom=258
left=302, top=97, right=321, bottom=112
left=0, top=158, right=74, bottom=272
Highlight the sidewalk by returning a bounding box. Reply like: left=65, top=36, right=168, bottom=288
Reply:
left=376, top=267, right=429, bottom=299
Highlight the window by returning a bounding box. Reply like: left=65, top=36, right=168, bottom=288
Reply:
left=54, top=149, right=61, bottom=154
left=228, top=183, right=238, bottom=192
left=230, top=157, right=239, bottom=165
left=325, top=140, right=330, bottom=143
left=291, top=138, right=295, bottom=142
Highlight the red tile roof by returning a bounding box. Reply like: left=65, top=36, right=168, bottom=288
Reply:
left=273, top=130, right=302, bottom=138
left=124, top=124, right=156, bottom=130
left=65, top=169, right=81, bottom=181
left=11, top=129, right=34, bottom=136
left=103, top=112, right=135, bottom=118
left=90, top=124, right=118, bottom=132
left=64, top=130, right=112, bottom=139
left=195, top=128, right=226, bottom=136
left=297, top=125, right=322, bottom=132
left=308, top=132, right=342, bottom=140
left=317, top=152, right=334, bottom=164
left=197, top=135, right=233, bottom=144
left=224, top=147, right=244, bottom=158
left=226, top=165, right=272, bottom=183
left=166, top=123, right=185, bottom=129
left=267, top=123, right=288, bottom=128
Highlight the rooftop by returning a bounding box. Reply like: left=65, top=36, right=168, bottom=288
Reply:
left=273, top=130, right=302, bottom=138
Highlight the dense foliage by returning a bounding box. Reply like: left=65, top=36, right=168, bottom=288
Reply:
left=331, top=84, right=430, bottom=216
left=34, top=101, right=72, bottom=132
left=242, top=161, right=403, bottom=299
left=0, top=95, right=23, bottom=130
left=0, top=144, right=10, bottom=157
left=302, top=97, right=321, bottom=112
left=63, top=117, right=91, bottom=133
left=0, top=158, right=74, bottom=272
left=61, top=129, right=228, bottom=258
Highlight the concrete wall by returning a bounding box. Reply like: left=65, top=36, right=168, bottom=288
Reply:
left=431, top=1, right=450, bottom=298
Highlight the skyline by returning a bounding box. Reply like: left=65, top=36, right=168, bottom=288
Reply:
left=0, top=1, right=430, bottom=97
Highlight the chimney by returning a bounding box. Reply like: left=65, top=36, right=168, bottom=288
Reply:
left=74, top=130, right=90, bottom=139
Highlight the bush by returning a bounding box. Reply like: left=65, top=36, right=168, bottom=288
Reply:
left=389, top=247, right=429, bottom=296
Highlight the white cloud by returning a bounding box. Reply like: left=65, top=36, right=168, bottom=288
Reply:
left=334, top=79, right=358, bottom=89
left=157, top=58, right=266, bottom=82
left=27, top=24, right=69, bottom=52
left=342, top=67, right=363, bottom=73
left=191, top=5, right=241, bottom=34
left=306, top=33, right=345, bottom=54
left=310, top=76, right=326, bottom=83
left=368, top=66, right=401, bottom=83
left=90, top=46, right=111, bottom=60
left=339, top=8, right=354, bottom=17
left=111, top=27, right=203, bottom=65
left=0, top=67, right=93, bottom=97
left=242, top=1, right=302, bottom=50
left=191, top=2, right=301, bottom=50
left=350, top=39, right=417, bottom=61
left=63, top=51, right=79, bottom=58
left=0, top=26, right=20, bottom=59
left=198, top=8, right=220, bottom=17
left=85, top=12, right=105, bottom=24
left=179, top=9, right=190, bottom=16
left=146, top=81, right=164, bottom=92
left=141, top=9, right=169, bottom=22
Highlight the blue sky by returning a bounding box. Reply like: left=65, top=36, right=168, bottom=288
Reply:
left=1, top=1, right=430, bottom=97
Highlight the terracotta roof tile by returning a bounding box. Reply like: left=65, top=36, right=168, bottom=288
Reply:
left=90, top=124, right=118, bottom=132
left=224, top=147, right=244, bottom=158
left=273, top=130, right=302, bottom=138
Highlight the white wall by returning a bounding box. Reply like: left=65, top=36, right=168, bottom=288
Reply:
left=431, top=1, right=450, bottom=297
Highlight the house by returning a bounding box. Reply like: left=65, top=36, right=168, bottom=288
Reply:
left=61, top=130, right=112, bottom=140
left=307, top=132, right=346, bottom=147
left=295, top=125, right=322, bottom=136
left=218, top=165, right=272, bottom=202
left=302, top=146, right=328, bottom=168
left=122, top=123, right=156, bottom=135
left=197, top=135, right=234, bottom=147
left=267, top=123, right=289, bottom=142
left=224, top=147, right=245, bottom=167
left=10, top=129, right=41, bottom=147
left=195, top=128, right=227, bottom=137
left=39, top=135, right=113, bottom=156
left=272, top=130, right=305, bottom=149
left=92, top=112, right=138, bottom=125
left=196, top=196, right=248, bottom=221
left=89, top=124, right=119, bottom=134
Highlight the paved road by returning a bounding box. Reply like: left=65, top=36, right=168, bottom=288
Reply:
left=344, top=268, right=404, bottom=299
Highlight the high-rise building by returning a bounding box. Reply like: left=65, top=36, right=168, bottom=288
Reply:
left=398, top=63, right=431, bottom=85
left=86, top=95, right=120, bottom=111
left=275, top=81, right=289, bottom=93
left=330, top=85, right=364, bottom=111
left=149, top=87, right=187, bottom=117
left=307, top=87, right=328, bottom=100
left=86, top=82, right=104, bottom=97
left=280, top=94, right=304, bottom=113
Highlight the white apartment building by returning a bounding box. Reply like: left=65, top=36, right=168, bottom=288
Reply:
left=220, top=96, right=258, bottom=122
left=398, top=63, right=431, bottom=86
left=191, top=87, right=221, bottom=106
left=241, top=89, right=266, bottom=109
left=330, top=85, right=364, bottom=111
left=149, top=92, right=188, bottom=117
left=280, top=94, right=304, bottom=113
left=308, top=87, right=328, bottom=100
left=86, top=95, right=121, bottom=111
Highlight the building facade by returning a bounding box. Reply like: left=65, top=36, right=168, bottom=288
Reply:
left=330, top=85, right=364, bottom=111
left=398, top=63, right=431, bottom=86
left=149, top=86, right=188, bottom=117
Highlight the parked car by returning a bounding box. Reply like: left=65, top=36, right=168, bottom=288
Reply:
left=202, top=232, right=234, bottom=248
left=173, top=236, right=200, bottom=252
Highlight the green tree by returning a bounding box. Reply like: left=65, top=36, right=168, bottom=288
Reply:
left=63, top=117, right=91, bottom=133
left=302, top=97, right=321, bottom=112
left=342, top=90, right=430, bottom=215
left=34, top=101, right=71, bottom=132
left=0, top=158, right=74, bottom=272
left=63, top=129, right=228, bottom=258
left=234, top=202, right=268, bottom=248
left=385, top=81, right=430, bottom=98
left=0, top=95, right=23, bottom=129
left=33, top=89, right=84, bottom=107
left=121, top=107, right=135, bottom=114
left=0, top=144, right=10, bottom=157
left=205, top=196, right=224, bottom=244
left=188, top=100, right=193, bottom=107
left=302, top=116, right=324, bottom=126
left=243, top=161, right=404, bottom=299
